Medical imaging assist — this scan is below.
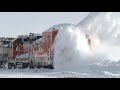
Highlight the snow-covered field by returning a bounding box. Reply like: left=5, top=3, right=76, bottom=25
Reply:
left=0, top=66, right=120, bottom=78
left=0, top=69, right=113, bottom=78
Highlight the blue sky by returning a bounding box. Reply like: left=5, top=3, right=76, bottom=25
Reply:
left=0, top=12, right=89, bottom=38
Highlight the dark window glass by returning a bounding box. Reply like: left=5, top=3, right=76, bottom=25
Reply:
left=37, top=36, right=42, bottom=39
left=23, top=37, right=29, bottom=42
left=3, top=41, right=11, bottom=45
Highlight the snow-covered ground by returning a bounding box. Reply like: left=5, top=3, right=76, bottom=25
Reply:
left=0, top=66, right=120, bottom=78
left=0, top=69, right=114, bottom=78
